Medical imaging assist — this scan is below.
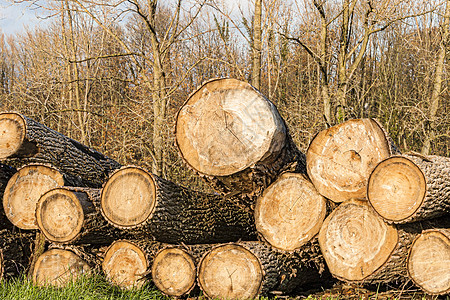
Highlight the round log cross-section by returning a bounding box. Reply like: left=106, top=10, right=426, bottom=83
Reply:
left=318, top=199, right=399, bottom=281
left=307, top=119, right=394, bottom=202
left=368, top=154, right=450, bottom=223
left=254, top=172, right=327, bottom=251
left=102, top=240, right=149, bottom=289
left=0, top=113, right=26, bottom=158
left=32, top=248, right=91, bottom=287
left=3, top=164, right=65, bottom=229
left=176, top=78, right=304, bottom=204
left=151, top=247, right=196, bottom=297
left=408, top=229, right=450, bottom=295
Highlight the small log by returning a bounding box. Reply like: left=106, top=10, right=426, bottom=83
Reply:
left=0, top=112, right=121, bottom=187
left=31, top=248, right=93, bottom=287
left=254, top=172, right=328, bottom=251
left=36, top=187, right=131, bottom=244
left=368, top=153, right=450, bottom=223
left=3, top=164, right=68, bottom=229
left=407, top=228, right=450, bottom=295
left=0, top=164, right=16, bottom=229
left=175, top=78, right=305, bottom=207
left=102, top=240, right=161, bottom=289
left=197, top=240, right=326, bottom=299
left=0, top=229, right=33, bottom=279
left=100, top=166, right=257, bottom=244
left=307, top=119, right=397, bottom=203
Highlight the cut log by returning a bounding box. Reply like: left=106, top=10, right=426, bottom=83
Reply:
left=317, top=199, right=445, bottom=284
left=175, top=78, right=305, bottom=207
left=31, top=248, right=92, bottom=287
left=368, top=153, right=450, bottom=223
left=102, top=240, right=161, bottom=289
left=100, top=166, right=257, bottom=244
left=151, top=247, right=197, bottom=297
left=407, top=228, right=450, bottom=295
left=0, top=229, right=33, bottom=279
left=3, top=164, right=67, bottom=229
left=197, top=240, right=326, bottom=299
left=36, top=187, right=131, bottom=244
left=307, top=118, right=397, bottom=203
left=254, top=172, right=328, bottom=251
left=0, top=112, right=121, bottom=187
left=0, top=164, right=16, bottom=229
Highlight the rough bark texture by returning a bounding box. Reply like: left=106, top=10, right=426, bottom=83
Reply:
left=100, top=166, right=257, bottom=244
left=0, top=112, right=121, bottom=187
left=0, top=229, right=33, bottom=280
left=307, top=118, right=397, bottom=203
left=368, top=153, right=450, bottom=224
left=3, top=164, right=68, bottom=229
left=254, top=172, right=328, bottom=251
left=319, top=199, right=449, bottom=285
left=197, top=239, right=326, bottom=299
left=407, top=228, right=450, bottom=295
left=0, top=164, right=16, bottom=229
left=175, top=78, right=306, bottom=208
left=36, top=187, right=133, bottom=245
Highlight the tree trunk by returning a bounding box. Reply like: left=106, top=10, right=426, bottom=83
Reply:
left=197, top=239, right=326, bottom=299
left=306, top=118, right=398, bottom=203
left=368, top=153, right=450, bottom=223
left=0, top=164, right=16, bottom=229
left=100, top=166, right=257, bottom=244
left=0, top=112, right=121, bottom=187
left=407, top=228, right=450, bottom=295
left=0, top=229, right=33, bottom=280
left=254, top=172, right=329, bottom=251
left=31, top=247, right=94, bottom=287
left=318, top=199, right=449, bottom=285
left=102, top=239, right=161, bottom=289
left=3, top=164, right=71, bottom=230
left=36, top=187, right=132, bottom=244
left=251, top=0, right=262, bottom=89
left=176, top=78, right=305, bottom=207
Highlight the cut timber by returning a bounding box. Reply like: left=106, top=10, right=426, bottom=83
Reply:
left=3, top=164, right=66, bottom=229
left=0, top=229, right=33, bottom=279
left=197, top=240, right=325, bottom=299
left=307, top=119, right=396, bottom=202
left=36, top=187, right=129, bottom=244
left=0, top=112, right=121, bottom=187
left=31, top=248, right=91, bottom=287
left=176, top=78, right=305, bottom=205
left=408, top=229, right=450, bottom=295
left=318, top=199, right=433, bottom=284
left=151, top=247, right=196, bottom=297
left=0, top=164, right=16, bottom=229
left=102, top=240, right=161, bottom=289
left=254, top=172, right=328, bottom=251
left=368, top=153, right=450, bottom=223
left=100, top=166, right=257, bottom=244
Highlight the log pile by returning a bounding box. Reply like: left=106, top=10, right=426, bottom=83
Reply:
left=0, top=78, right=448, bottom=297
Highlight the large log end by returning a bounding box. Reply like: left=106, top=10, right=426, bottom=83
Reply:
left=0, top=112, right=27, bottom=159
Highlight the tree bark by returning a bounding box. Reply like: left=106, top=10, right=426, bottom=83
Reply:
left=3, top=164, right=71, bottom=230
left=368, top=153, right=450, bottom=223
left=36, top=187, right=133, bottom=245
left=0, top=229, right=33, bottom=280
left=176, top=78, right=305, bottom=207
left=254, top=172, right=329, bottom=251
left=407, top=228, right=450, bottom=295
left=0, top=164, right=16, bottom=229
left=0, top=112, right=121, bottom=187
left=306, top=118, right=398, bottom=203
left=100, top=166, right=257, bottom=244
left=197, top=239, right=326, bottom=299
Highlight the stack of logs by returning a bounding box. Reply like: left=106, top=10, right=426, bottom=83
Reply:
left=0, top=78, right=448, bottom=298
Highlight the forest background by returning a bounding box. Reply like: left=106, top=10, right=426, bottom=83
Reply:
left=0, top=0, right=449, bottom=189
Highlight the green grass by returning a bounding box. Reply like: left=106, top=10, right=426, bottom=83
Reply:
left=0, top=274, right=169, bottom=300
